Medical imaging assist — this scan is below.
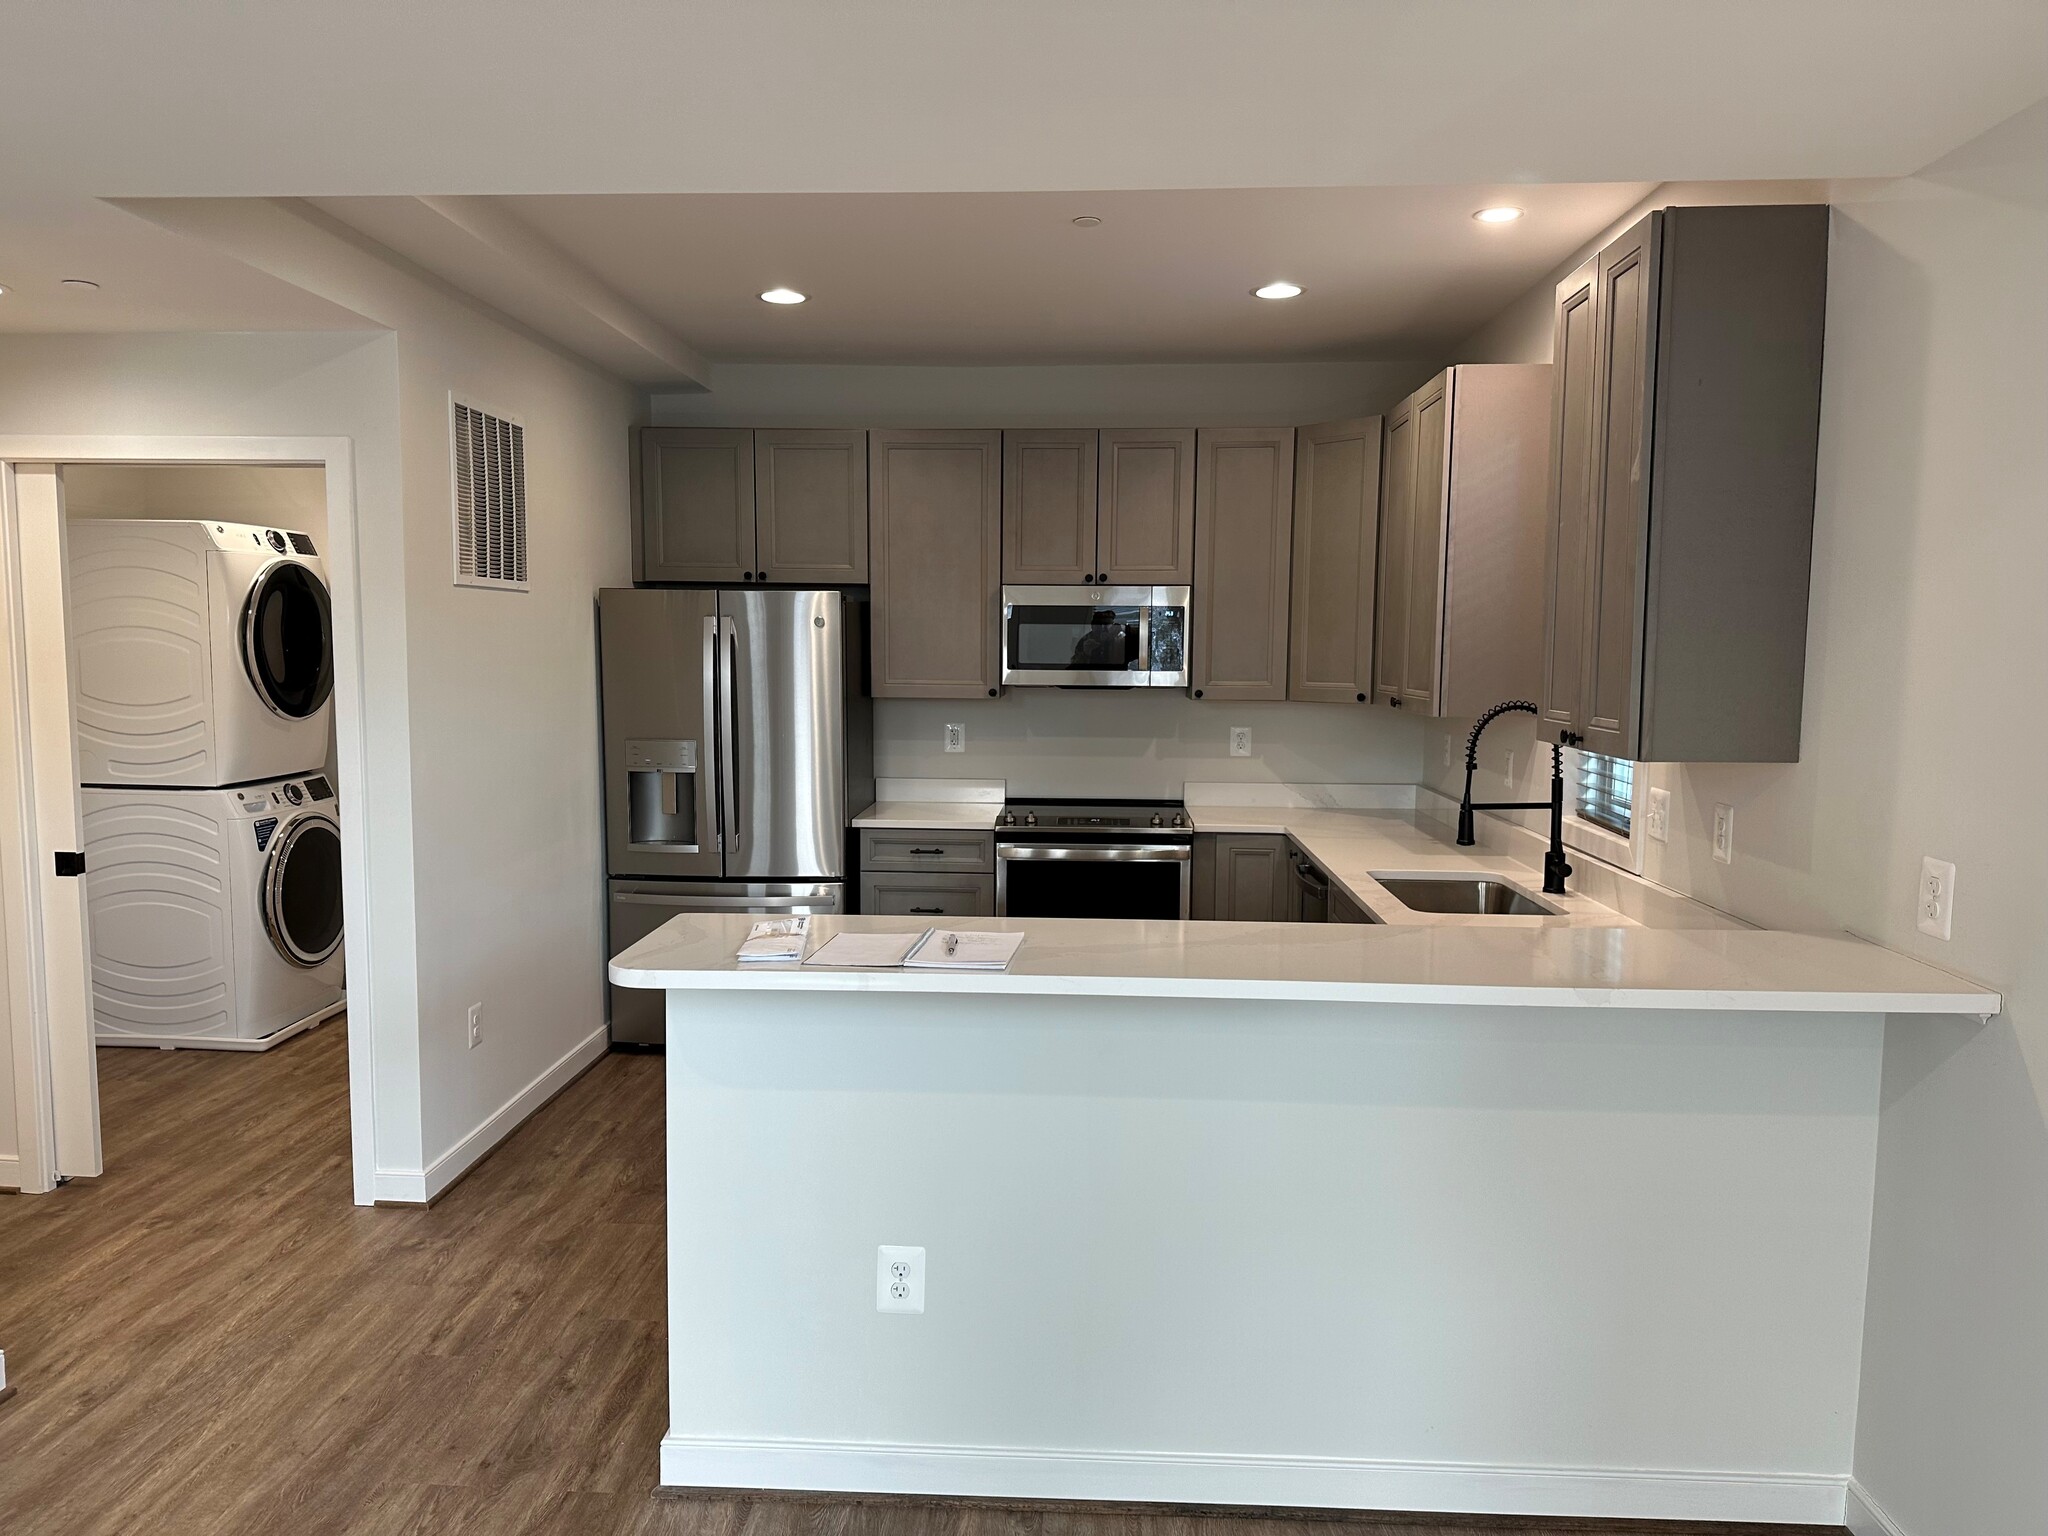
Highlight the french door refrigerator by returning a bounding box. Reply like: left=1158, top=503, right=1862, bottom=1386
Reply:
left=600, top=587, right=872, bottom=1043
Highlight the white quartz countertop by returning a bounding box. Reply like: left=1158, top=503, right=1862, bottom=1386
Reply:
left=852, top=800, right=1002, bottom=831
left=611, top=912, right=1999, bottom=1015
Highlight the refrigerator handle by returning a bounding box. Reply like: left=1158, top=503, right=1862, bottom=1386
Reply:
left=719, top=613, right=741, bottom=859
left=702, top=614, right=724, bottom=853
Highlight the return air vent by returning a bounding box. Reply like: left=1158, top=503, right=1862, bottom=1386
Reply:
left=450, top=396, right=529, bottom=591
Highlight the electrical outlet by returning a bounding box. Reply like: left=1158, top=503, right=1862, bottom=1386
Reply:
left=467, top=1003, right=483, bottom=1049
left=943, top=722, right=966, bottom=754
left=1503, top=749, right=1516, bottom=785
left=876, top=1245, right=925, bottom=1314
left=1229, top=726, right=1252, bottom=758
left=1712, top=803, right=1735, bottom=864
left=1917, top=856, right=1956, bottom=941
left=1645, top=786, right=1671, bottom=843
left=1441, top=735, right=1456, bottom=769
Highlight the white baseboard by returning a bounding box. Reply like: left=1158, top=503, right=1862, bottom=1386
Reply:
left=370, top=1025, right=608, bottom=1205
left=1847, top=1478, right=1911, bottom=1536
left=0, top=1154, right=21, bottom=1191
left=658, top=1436, right=1849, bottom=1525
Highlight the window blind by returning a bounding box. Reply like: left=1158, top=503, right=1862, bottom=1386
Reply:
left=1574, top=751, right=1634, bottom=837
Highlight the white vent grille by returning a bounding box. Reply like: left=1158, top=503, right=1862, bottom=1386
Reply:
left=451, top=397, right=528, bottom=590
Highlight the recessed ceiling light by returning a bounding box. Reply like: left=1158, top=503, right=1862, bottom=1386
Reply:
left=1472, top=206, right=1524, bottom=224
left=1253, top=281, right=1303, bottom=300
left=60, top=277, right=101, bottom=290
left=759, top=287, right=806, bottom=305
left=1071, top=215, right=1102, bottom=228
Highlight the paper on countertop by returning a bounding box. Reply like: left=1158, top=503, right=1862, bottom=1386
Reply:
left=904, top=929, right=1026, bottom=970
left=802, top=929, right=929, bottom=968
left=735, top=916, right=810, bottom=963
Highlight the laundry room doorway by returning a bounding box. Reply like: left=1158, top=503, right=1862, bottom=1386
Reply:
left=0, top=438, right=373, bottom=1202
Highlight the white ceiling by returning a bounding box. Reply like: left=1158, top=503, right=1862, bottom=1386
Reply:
left=2, top=2, right=2043, bottom=199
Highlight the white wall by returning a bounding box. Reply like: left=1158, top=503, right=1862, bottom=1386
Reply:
left=654, top=359, right=1433, bottom=796
left=1424, top=111, right=2048, bottom=1536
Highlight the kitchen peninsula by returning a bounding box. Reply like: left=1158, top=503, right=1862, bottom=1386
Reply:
left=612, top=805, right=1996, bottom=1527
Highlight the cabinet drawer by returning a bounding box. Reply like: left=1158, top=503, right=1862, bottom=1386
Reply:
left=859, top=872, right=995, bottom=917
left=859, top=830, right=994, bottom=872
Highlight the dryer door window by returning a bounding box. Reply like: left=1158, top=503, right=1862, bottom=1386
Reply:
left=243, top=561, right=335, bottom=719
left=264, top=812, right=343, bottom=967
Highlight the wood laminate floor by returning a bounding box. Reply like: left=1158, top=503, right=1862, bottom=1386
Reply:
left=0, top=1020, right=1840, bottom=1536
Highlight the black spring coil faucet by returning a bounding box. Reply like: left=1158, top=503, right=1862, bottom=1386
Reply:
left=1456, top=700, right=1573, bottom=897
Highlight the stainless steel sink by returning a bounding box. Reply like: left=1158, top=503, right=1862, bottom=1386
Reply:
left=1373, top=875, right=1560, bottom=917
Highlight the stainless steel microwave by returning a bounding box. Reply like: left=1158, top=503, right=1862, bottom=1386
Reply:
left=1001, top=585, right=1190, bottom=688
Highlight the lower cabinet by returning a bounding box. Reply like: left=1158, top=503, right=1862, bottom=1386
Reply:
left=1327, top=885, right=1373, bottom=924
left=1190, top=834, right=1296, bottom=922
left=860, top=872, right=996, bottom=917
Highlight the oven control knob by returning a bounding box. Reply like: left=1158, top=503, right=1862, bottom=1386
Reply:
left=1171, top=811, right=1187, bottom=827
left=999, top=812, right=1013, bottom=826
left=1150, top=812, right=1163, bottom=827
left=1024, top=812, right=1038, bottom=827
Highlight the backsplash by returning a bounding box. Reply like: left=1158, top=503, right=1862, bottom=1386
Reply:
left=875, top=692, right=1423, bottom=799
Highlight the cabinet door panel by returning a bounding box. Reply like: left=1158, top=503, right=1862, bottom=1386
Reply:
left=1373, top=402, right=1415, bottom=703
left=1400, top=377, right=1451, bottom=710
left=638, top=429, right=754, bottom=583
left=1289, top=416, right=1381, bottom=703
left=756, top=429, right=867, bottom=584
left=869, top=430, right=1003, bottom=698
left=1212, top=836, right=1290, bottom=922
left=1582, top=216, right=1659, bottom=757
left=1193, top=427, right=1296, bottom=701
left=1098, top=429, right=1196, bottom=583
left=1541, top=260, right=1600, bottom=741
left=1002, top=430, right=1097, bottom=583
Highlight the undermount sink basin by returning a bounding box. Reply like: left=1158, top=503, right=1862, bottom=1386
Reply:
left=1373, top=875, right=1560, bottom=917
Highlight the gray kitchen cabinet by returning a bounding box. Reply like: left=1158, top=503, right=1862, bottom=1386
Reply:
left=1371, top=365, right=1552, bottom=718
left=869, top=429, right=1004, bottom=698
left=755, top=429, right=868, bottom=584
left=1289, top=415, right=1383, bottom=703
left=1002, top=430, right=1098, bottom=583
left=860, top=872, right=996, bottom=917
left=1191, top=427, right=1296, bottom=702
left=859, top=829, right=995, bottom=874
left=636, top=428, right=755, bottom=583
left=1540, top=205, right=1829, bottom=762
left=1327, top=884, right=1373, bottom=924
left=1191, top=833, right=1294, bottom=922
left=1098, top=429, right=1197, bottom=583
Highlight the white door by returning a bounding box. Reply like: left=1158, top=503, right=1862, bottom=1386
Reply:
left=0, top=464, right=102, bottom=1183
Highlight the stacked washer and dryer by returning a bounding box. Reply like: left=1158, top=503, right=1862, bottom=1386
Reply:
left=69, top=520, right=346, bottom=1049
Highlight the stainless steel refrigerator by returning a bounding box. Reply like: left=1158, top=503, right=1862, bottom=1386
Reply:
left=600, top=587, right=872, bottom=1043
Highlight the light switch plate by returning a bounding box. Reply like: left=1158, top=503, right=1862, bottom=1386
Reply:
left=1229, top=727, right=1252, bottom=758
left=1918, top=856, right=1956, bottom=941
left=943, top=723, right=965, bottom=754
left=1712, top=803, right=1735, bottom=864
left=1645, top=786, right=1671, bottom=843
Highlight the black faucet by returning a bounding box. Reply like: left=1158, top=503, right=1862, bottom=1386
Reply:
left=1456, top=700, right=1573, bottom=896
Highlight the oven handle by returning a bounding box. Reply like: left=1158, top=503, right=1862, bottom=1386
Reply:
left=995, top=843, right=1192, bottom=862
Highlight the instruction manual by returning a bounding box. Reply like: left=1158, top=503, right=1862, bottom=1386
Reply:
left=735, top=917, right=810, bottom=964
left=801, top=929, right=928, bottom=968
left=904, top=929, right=1027, bottom=970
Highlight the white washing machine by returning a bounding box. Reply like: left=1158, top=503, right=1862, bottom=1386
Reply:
left=69, top=519, right=335, bottom=787
left=82, top=774, right=346, bottom=1049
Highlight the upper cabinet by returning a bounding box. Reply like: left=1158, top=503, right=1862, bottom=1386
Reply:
left=637, top=428, right=755, bottom=583
left=1097, top=429, right=1196, bottom=584
left=1192, top=427, right=1296, bottom=701
left=1002, top=428, right=1195, bottom=585
left=869, top=429, right=1003, bottom=698
left=1289, top=415, right=1383, bottom=704
left=755, top=429, right=868, bottom=584
left=1373, top=366, right=1553, bottom=717
left=1540, top=205, right=1829, bottom=762
left=635, top=426, right=868, bottom=585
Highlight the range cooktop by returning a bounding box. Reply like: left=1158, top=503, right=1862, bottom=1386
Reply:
left=996, top=797, right=1191, bottom=834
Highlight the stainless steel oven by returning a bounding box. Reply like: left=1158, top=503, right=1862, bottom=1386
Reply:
left=1001, top=585, right=1190, bottom=688
left=994, top=799, right=1193, bottom=919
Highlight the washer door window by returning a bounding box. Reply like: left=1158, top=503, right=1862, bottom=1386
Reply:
left=243, top=561, right=335, bottom=719
left=264, top=812, right=343, bottom=967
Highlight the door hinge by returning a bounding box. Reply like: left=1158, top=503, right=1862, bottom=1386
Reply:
left=53, top=851, right=85, bottom=877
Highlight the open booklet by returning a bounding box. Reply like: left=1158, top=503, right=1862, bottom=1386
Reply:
left=801, top=927, right=1025, bottom=972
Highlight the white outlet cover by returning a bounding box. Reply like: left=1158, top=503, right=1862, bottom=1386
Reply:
left=1229, top=726, right=1252, bottom=758
left=944, top=722, right=965, bottom=753
left=1918, top=856, right=1956, bottom=941
left=467, top=1002, right=482, bottom=1048
left=1646, top=786, right=1672, bottom=843
left=1712, top=803, right=1735, bottom=864
left=877, top=1244, right=925, bottom=1314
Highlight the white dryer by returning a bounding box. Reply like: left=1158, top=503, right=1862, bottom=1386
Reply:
left=69, top=519, right=335, bottom=787
left=82, top=774, right=346, bottom=1049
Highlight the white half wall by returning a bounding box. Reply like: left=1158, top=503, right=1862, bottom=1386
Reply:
left=1417, top=106, right=2048, bottom=1536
